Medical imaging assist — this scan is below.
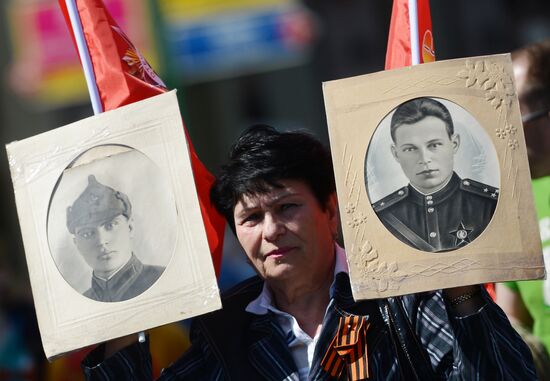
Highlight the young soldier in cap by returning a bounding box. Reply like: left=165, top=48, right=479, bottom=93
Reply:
left=67, top=175, right=164, bottom=302
left=373, top=97, right=498, bottom=252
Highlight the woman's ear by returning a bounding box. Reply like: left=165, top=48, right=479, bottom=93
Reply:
left=325, top=193, right=339, bottom=238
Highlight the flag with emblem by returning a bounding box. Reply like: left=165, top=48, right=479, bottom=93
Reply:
left=384, top=0, right=497, bottom=300
left=385, top=0, right=435, bottom=69
left=58, top=0, right=225, bottom=276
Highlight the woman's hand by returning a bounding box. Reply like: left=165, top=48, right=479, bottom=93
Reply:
left=104, top=333, right=141, bottom=358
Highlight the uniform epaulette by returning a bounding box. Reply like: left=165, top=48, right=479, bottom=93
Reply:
left=372, top=186, right=409, bottom=212
left=459, top=178, right=499, bottom=200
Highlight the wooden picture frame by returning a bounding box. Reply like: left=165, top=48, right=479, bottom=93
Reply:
left=323, top=54, right=545, bottom=299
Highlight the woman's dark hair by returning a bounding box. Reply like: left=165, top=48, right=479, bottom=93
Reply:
left=210, top=124, right=335, bottom=231
left=512, top=39, right=550, bottom=111
left=390, top=97, right=454, bottom=142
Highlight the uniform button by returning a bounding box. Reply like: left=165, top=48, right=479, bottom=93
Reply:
left=429, top=232, right=437, bottom=238
left=426, top=195, right=432, bottom=200
left=428, top=207, right=434, bottom=213
left=398, top=190, right=405, bottom=196
left=427, top=200, right=433, bottom=205
left=463, top=180, right=470, bottom=186
left=380, top=202, right=385, bottom=206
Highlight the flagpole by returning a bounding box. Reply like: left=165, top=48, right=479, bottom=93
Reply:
left=408, top=0, right=420, bottom=65
left=64, top=0, right=145, bottom=343
left=64, top=0, right=104, bottom=114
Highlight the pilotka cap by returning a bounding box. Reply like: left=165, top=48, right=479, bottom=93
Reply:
left=66, top=175, right=131, bottom=234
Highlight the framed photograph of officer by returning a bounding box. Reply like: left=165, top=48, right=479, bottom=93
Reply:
left=6, top=92, right=221, bottom=359
left=323, top=54, right=545, bottom=300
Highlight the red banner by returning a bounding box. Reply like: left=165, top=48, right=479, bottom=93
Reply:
left=58, top=0, right=225, bottom=276
left=385, top=0, right=435, bottom=70
left=417, top=0, right=435, bottom=65
left=384, top=1, right=498, bottom=301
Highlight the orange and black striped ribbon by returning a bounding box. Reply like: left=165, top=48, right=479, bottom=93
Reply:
left=320, top=315, right=370, bottom=380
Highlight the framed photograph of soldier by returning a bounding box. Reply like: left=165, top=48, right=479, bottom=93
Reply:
left=5, top=91, right=221, bottom=360
left=366, top=97, right=500, bottom=252
left=323, top=54, right=545, bottom=300
left=48, top=145, right=173, bottom=303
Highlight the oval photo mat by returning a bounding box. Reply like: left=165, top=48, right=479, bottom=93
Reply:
left=47, top=145, right=178, bottom=298
left=363, top=97, right=500, bottom=252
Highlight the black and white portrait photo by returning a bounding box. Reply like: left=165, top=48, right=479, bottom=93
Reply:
left=324, top=55, right=543, bottom=299
left=7, top=91, right=221, bottom=358
left=47, top=145, right=176, bottom=302
left=365, top=97, right=501, bottom=252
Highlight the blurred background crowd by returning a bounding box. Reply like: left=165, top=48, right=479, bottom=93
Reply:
left=1, top=0, right=550, bottom=380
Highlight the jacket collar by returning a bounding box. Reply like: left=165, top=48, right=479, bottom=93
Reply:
left=245, top=272, right=381, bottom=381
left=408, top=172, right=460, bottom=206
left=246, top=313, right=301, bottom=381
left=88, top=253, right=142, bottom=302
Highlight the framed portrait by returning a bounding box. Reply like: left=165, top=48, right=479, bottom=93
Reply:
left=323, top=54, right=545, bottom=299
left=6, top=91, right=221, bottom=359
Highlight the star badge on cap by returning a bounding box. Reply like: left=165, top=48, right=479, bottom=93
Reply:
left=449, top=222, right=473, bottom=246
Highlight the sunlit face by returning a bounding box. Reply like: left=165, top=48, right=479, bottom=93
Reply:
left=391, top=116, right=460, bottom=194
left=73, top=214, right=133, bottom=278
left=233, top=180, right=338, bottom=287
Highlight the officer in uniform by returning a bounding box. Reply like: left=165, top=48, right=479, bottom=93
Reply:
left=67, top=175, right=164, bottom=302
left=372, top=97, right=498, bottom=252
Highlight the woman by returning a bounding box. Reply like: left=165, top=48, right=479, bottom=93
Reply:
left=83, top=125, right=536, bottom=380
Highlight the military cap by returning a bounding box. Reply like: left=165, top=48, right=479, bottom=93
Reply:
left=66, top=175, right=132, bottom=234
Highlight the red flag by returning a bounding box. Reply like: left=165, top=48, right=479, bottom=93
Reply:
left=385, top=0, right=435, bottom=69
left=58, top=0, right=225, bottom=276
left=384, top=2, right=498, bottom=301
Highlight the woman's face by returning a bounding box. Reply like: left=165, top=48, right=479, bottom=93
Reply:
left=233, top=179, right=338, bottom=286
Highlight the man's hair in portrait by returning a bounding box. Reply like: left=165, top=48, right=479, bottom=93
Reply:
left=512, top=39, right=550, bottom=111
left=210, top=124, right=335, bottom=232
left=390, top=97, right=454, bottom=142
